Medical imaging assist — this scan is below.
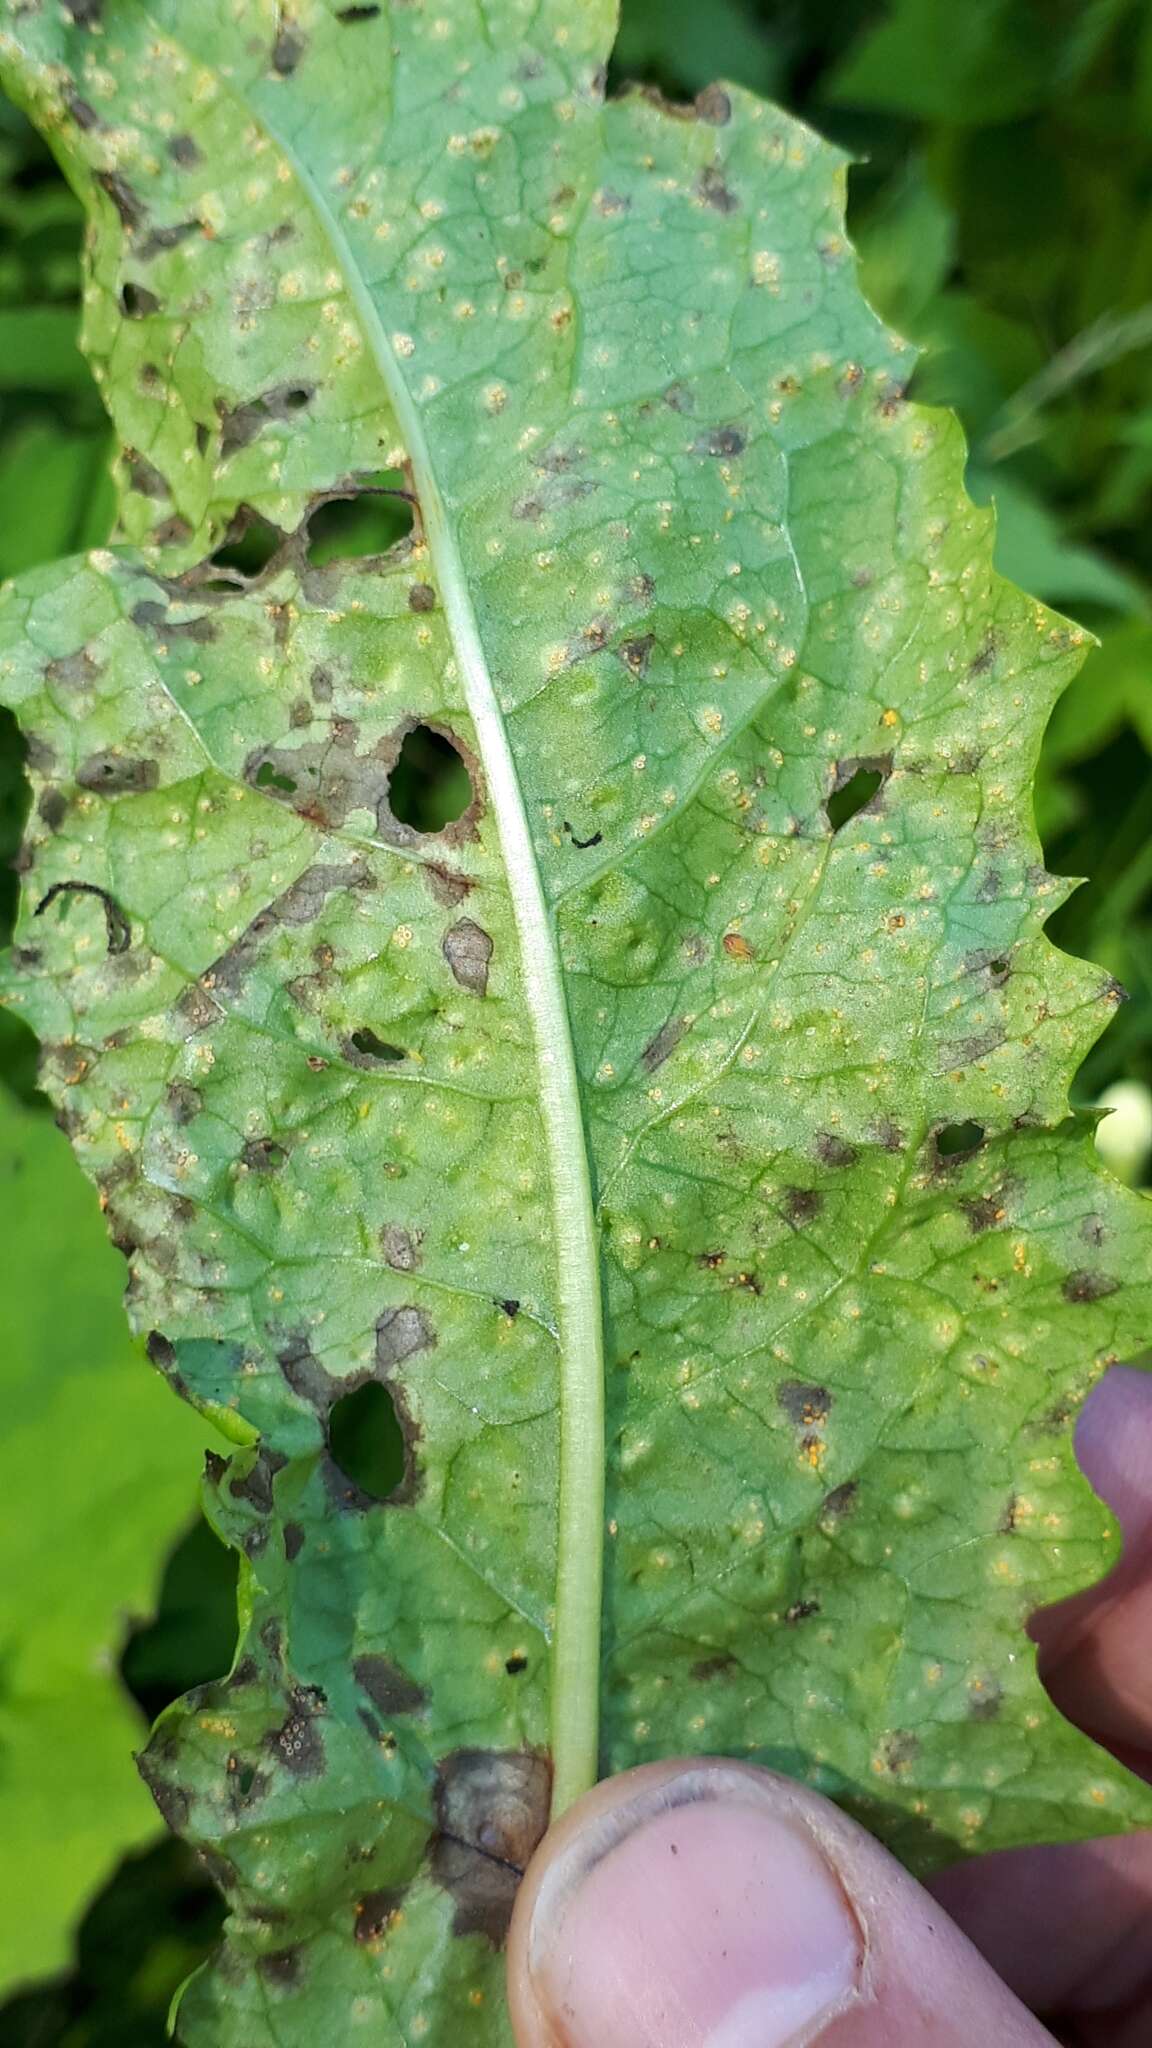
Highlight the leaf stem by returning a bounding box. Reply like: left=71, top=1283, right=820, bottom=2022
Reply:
left=283, top=149, right=606, bottom=1817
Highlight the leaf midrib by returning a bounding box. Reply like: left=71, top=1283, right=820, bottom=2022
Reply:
left=138, top=19, right=607, bottom=1819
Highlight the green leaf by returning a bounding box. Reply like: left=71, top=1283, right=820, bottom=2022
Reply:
left=611, top=0, right=782, bottom=102
left=831, top=0, right=1047, bottom=124
left=967, top=467, right=1149, bottom=616
left=0, top=1086, right=205, bottom=1995
left=1044, top=619, right=1152, bottom=768
left=1, top=6, right=1151, bottom=2043
left=0, top=305, right=88, bottom=388
left=853, top=156, right=955, bottom=337
left=0, top=420, right=114, bottom=578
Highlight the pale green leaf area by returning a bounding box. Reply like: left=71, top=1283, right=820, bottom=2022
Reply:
left=0, top=2, right=1150, bottom=2042
left=0, top=1086, right=205, bottom=1994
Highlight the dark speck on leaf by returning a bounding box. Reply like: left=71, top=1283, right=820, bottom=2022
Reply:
left=498, top=1298, right=520, bottom=1319
left=695, top=426, right=746, bottom=457
left=620, top=633, right=655, bottom=677
left=38, top=788, right=67, bottom=831
left=641, top=1014, right=687, bottom=1072
left=257, top=1948, right=303, bottom=1989
left=697, top=164, right=738, bottom=213
left=146, top=1330, right=177, bottom=1372
left=283, top=1522, right=305, bottom=1561
left=96, top=170, right=143, bottom=229
left=777, top=1381, right=831, bottom=1429
left=968, top=1678, right=1003, bottom=1721
left=881, top=1732, right=920, bottom=1774
left=124, top=450, right=168, bottom=498
left=408, top=582, right=436, bottom=612
left=962, top=1195, right=1002, bottom=1235
left=227, top=1449, right=280, bottom=1515
left=64, top=0, right=103, bottom=21
left=691, top=1653, right=737, bottom=1680
left=784, top=1187, right=823, bottom=1226
left=241, top=1136, right=287, bottom=1174
left=816, top=1132, right=858, bottom=1170
left=278, top=1332, right=334, bottom=1411
left=136, top=1752, right=191, bottom=1832
left=1063, top=1269, right=1120, bottom=1305
left=166, top=1081, right=201, bottom=1125
left=131, top=599, right=217, bottom=644
left=136, top=219, right=201, bottom=261
left=696, top=84, right=732, bottom=123
left=167, top=133, right=202, bottom=167
left=821, top=1480, right=858, bottom=1521
left=272, top=23, right=306, bottom=73
left=218, top=384, right=315, bottom=457
left=68, top=95, right=100, bottom=129
left=354, top=1653, right=426, bottom=1717
left=785, top=1599, right=821, bottom=1624
left=265, top=1688, right=326, bottom=1777
left=355, top=1889, right=402, bottom=1943
left=337, top=2, right=382, bottom=16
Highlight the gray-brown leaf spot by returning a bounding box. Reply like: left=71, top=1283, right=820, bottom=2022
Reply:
left=442, top=917, right=493, bottom=996
left=430, top=1749, right=551, bottom=1945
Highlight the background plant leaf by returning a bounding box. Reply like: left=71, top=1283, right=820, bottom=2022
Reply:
left=0, top=1084, right=205, bottom=1995
left=1, top=4, right=1152, bottom=2046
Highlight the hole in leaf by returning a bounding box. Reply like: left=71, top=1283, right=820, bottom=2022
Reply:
left=235, top=1762, right=257, bottom=1797
left=349, top=1027, right=405, bottom=1062
left=328, top=1380, right=407, bottom=1501
left=210, top=510, right=283, bottom=577
left=989, top=958, right=1009, bottom=978
left=306, top=483, right=413, bottom=566
left=827, top=764, right=886, bottom=832
left=936, top=1120, right=985, bottom=1160
left=120, top=1517, right=239, bottom=1721
left=388, top=726, right=473, bottom=832
left=254, top=759, right=298, bottom=793
left=121, top=279, right=160, bottom=319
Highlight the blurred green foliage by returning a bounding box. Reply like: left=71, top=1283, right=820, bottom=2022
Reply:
left=2, top=1, right=1151, bottom=2035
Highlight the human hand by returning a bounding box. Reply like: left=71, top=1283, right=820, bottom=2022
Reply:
left=506, top=1367, right=1152, bottom=2046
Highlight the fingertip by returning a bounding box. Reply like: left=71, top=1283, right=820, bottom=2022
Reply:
left=506, top=1759, right=1051, bottom=2047
left=507, top=1762, right=861, bottom=2047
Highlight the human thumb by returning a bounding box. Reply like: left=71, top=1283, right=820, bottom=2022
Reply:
left=507, top=1759, right=1056, bottom=2046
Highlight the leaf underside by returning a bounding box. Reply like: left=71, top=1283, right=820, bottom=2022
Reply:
left=1, top=2, right=1150, bottom=2041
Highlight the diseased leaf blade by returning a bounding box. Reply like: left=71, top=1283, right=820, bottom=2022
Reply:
left=0, top=1087, right=205, bottom=1994
left=1, top=4, right=1150, bottom=2042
